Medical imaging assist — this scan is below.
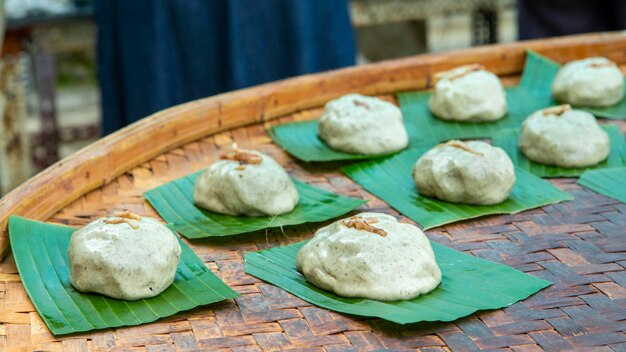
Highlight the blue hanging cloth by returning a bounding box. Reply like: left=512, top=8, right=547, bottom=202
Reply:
left=95, top=0, right=356, bottom=135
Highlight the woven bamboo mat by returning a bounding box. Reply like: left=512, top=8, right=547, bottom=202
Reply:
left=1, top=91, right=626, bottom=351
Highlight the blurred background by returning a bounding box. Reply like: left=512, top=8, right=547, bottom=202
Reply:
left=0, top=0, right=624, bottom=195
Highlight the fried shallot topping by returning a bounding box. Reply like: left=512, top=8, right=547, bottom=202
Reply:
left=105, top=211, right=141, bottom=229
left=435, top=64, right=484, bottom=82
left=220, top=149, right=263, bottom=167
left=353, top=99, right=371, bottom=110
left=542, top=104, right=571, bottom=117
left=364, top=217, right=378, bottom=224
left=437, top=140, right=484, bottom=156
left=589, top=61, right=617, bottom=68
left=342, top=217, right=387, bottom=237
left=114, top=211, right=141, bottom=221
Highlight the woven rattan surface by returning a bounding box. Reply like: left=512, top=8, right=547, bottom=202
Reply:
left=3, top=59, right=626, bottom=350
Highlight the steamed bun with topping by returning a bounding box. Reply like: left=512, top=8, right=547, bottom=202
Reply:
left=194, top=148, right=299, bottom=216
left=552, top=57, right=624, bottom=107
left=413, top=140, right=515, bottom=205
left=296, top=212, right=441, bottom=301
left=318, top=94, right=409, bottom=155
left=519, top=104, right=610, bottom=167
left=429, top=64, right=507, bottom=122
left=68, top=211, right=182, bottom=300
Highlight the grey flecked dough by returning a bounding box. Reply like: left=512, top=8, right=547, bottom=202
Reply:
left=552, top=57, right=624, bottom=107
left=520, top=106, right=610, bottom=168
left=296, top=212, right=441, bottom=301
left=68, top=215, right=181, bottom=300
left=318, top=94, right=409, bottom=155
left=194, top=149, right=299, bottom=216
left=413, top=141, right=515, bottom=205
left=429, top=65, right=507, bottom=122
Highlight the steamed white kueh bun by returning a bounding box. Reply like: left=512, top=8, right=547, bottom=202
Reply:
left=68, top=212, right=181, bottom=300
left=429, top=64, right=507, bottom=122
left=194, top=148, right=299, bottom=216
left=296, top=212, right=441, bottom=301
left=318, top=94, right=409, bottom=155
left=413, top=140, right=515, bottom=205
left=519, top=105, right=610, bottom=168
left=552, top=57, right=624, bottom=107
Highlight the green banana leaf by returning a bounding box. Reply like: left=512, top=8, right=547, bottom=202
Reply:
left=271, top=85, right=547, bottom=162
left=342, top=147, right=573, bottom=229
left=396, top=86, right=549, bottom=145
left=578, top=167, right=626, bottom=204
left=145, top=172, right=366, bottom=239
left=269, top=102, right=429, bottom=163
left=518, top=50, right=561, bottom=96
left=8, top=216, right=239, bottom=336
left=492, top=125, right=626, bottom=178
left=244, top=240, right=551, bottom=324
left=271, top=50, right=625, bottom=163
left=269, top=120, right=395, bottom=162
left=522, top=50, right=626, bottom=120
